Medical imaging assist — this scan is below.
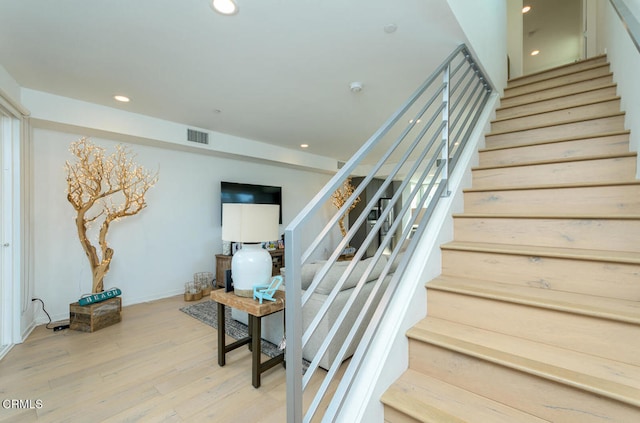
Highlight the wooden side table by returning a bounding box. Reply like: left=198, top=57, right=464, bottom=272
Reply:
left=210, top=289, right=285, bottom=388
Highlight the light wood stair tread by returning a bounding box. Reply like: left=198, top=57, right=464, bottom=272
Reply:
left=382, top=369, right=547, bottom=423
left=486, top=112, right=625, bottom=137
left=506, top=55, right=608, bottom=87
left=408, top=318, right=640, bottom=407
left=495, top=83, right=618, bottom=113
left=500, top=76, right=615, bottom=107
left=480, top=130, right=630, bottom=153
left=491, top=96, right=621, bottom=124
left=505, top=62, right=611, bottom=91
left=472, top=151, right=636, bottom=171
left=441, top=241, right=640, bottom=265
left=427, top=275, right=640, bottom=324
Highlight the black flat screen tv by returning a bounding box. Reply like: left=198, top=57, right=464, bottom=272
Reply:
left=221, top=181, right=282, bottom=224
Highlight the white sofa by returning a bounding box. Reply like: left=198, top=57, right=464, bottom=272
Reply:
left=300, top=256, right=390, bottom=369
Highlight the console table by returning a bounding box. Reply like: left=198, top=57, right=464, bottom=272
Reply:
left=210, top=289, right=285, bottom=388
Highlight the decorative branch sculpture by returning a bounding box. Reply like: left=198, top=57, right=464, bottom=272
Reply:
left=330, top=177, right=361, bottom=238
left=65, top=137, right=158, bottom=293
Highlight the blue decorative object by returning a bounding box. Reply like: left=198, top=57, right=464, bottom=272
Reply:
left=252, top=276, right=283, bottom=304
left=78, top=287, right=122, bottom=306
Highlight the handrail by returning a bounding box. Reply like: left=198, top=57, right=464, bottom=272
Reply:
left=284, top=44, right=492, bottom=422
left=610, top=0, right=640, bottom=54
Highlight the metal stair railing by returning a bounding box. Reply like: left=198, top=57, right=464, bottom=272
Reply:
left=284, top=44, right=493, bottom=423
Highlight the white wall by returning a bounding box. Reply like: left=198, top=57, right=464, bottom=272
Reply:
left=507, top=0, right=524, bottom=79
left=31, top=127, right=333, bottom=322
left=601, top=0, right=640, bottom=177
left=448, top=0, right=509, bottom=94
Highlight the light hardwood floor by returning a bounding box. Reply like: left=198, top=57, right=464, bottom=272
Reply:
left=0, top=295, right=322, bottom=422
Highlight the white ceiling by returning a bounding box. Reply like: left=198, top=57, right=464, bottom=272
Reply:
left=0, top=1, right=578, bottom=163
left=0, top=0, right=467, bottom=162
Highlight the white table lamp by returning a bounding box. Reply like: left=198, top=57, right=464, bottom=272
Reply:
left=222, top=203, right=279, bottom=297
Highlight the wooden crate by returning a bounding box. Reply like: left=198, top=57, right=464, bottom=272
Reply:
left=69, top=296, right=122, bottom=332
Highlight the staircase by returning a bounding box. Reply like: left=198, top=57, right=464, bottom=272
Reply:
left=381, top=56, right=640, bottom=422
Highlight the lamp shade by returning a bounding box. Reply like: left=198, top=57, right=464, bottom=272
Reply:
left=222, top=203, right=279, bottom=243
left=222, top=203, right=280, bottom=297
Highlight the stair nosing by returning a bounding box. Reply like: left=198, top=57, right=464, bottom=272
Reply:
left=472, top=152, right=636, bottom=171
left=492, top=96, right=621, bottom=124
left=480, top=130, right=630, bottom=153
left=407, top=322, right=640, bottom=407
left=440, top=241, right=640, bottom=265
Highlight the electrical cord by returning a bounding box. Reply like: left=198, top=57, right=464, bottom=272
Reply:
left=31, top=298, right=53, bottom=329
left=32, top=298, right=69, bottom=331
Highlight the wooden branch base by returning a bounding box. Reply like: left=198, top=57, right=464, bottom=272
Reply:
left=69, top=297, right=122, bottom=332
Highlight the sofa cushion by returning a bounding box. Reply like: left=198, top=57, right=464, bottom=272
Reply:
left=300, top=261, right=325, bottom=290
left=314, top=256, right=387, bottom=295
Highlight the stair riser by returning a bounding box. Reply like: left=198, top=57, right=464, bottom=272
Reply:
left=453, top=217, right=640, bottom=253
left=504, top=66, right=611, bottom=97
left=485, top=115, right=625, bottom=148
left=441, top=249, right=640, bottom=301
left=409, top=341, right=640, bottom=422
left=500, top=76, right=614, bottom=108
left=479, top=133, right=630, bottom=167
left=426, top=290, right=640, bottom=365
left=464, top=184, right=640, bottom=215
left=472, top=156, right=637, bottom=189
left=491, top=99, right=621, bottom=133
left=507, top=57, right=608, bottom=88
left=496, top=86, right=618, bottom=120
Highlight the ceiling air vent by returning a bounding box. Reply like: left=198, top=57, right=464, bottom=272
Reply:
left=187, top=129, right=209, bottom=145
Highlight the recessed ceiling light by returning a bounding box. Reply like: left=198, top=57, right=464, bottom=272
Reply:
left=211, top=0, right=238, bottom=15
left=349, top=82, right=363, bottom=93
left=114, top=95, right=130, bottom=103
left=383, top=24, right=398, bottom=34
left=300, top=144, right=309, bottom=148
left=522, top=5, right=531, bottom=13
left=530, top=50, right=540, bottom=56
